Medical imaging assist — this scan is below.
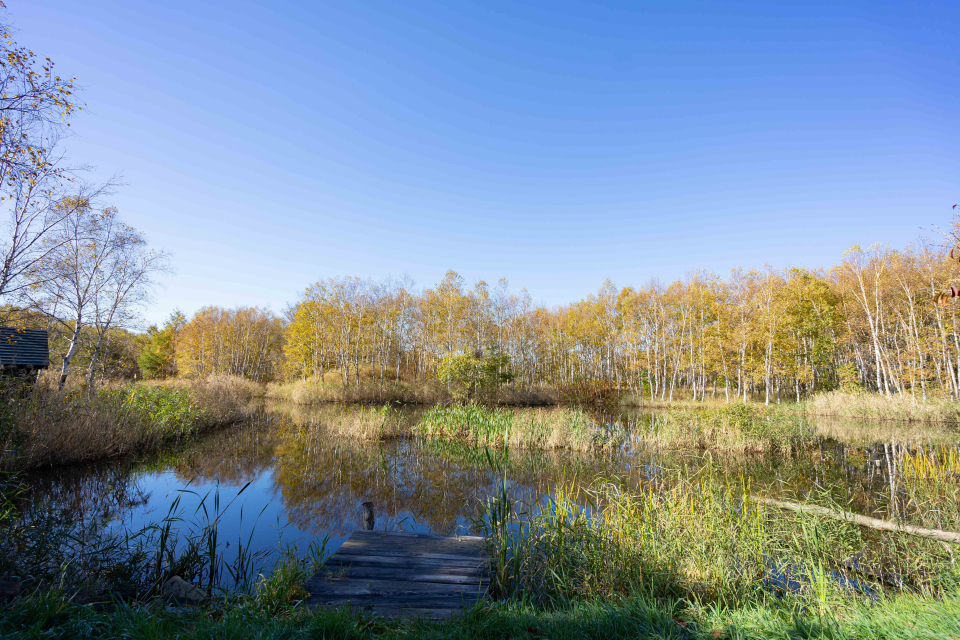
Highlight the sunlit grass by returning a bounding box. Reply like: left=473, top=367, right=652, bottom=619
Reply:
left=800, top=389, right=960, bottom=425
left=1, top=375, right=258, bottom=469
left=416, top=404, right=627, bottom=451
left=635, top=403, right=813, bottom=452
left=267, top=375, right=559, bottom=406
left=478, top=469, right=960, bottom=615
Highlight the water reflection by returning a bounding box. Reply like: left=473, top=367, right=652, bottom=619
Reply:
left=19, top=402, right=960, bottom=572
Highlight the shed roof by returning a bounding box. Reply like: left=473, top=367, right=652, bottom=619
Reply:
left=0, top=327, right=49, bottom=368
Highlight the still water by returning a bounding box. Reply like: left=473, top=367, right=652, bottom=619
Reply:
left=21, top=402, right=960, bottom=576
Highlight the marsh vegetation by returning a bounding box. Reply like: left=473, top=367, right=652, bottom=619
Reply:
left=0, top=375, right=260, bottom=470
left=1, top=398, right=959, bottom=638
left=0, top=4, right=959, bottom=637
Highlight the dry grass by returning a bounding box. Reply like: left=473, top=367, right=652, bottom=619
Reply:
left=262, top=402, right=415, bottom=441
left=495, top=384, right=559, bottom=406
left=264, top=402, right=622, bottom=450
left=266, top=379, right=445, bottom=405
left=810, top=415, right=960, bottom=444
left=799, top=390, right=960, bottom=425
left=635, top=403, right=813, bottom=453
left=325, top=404, right=407, bottom=440
left=416, top=404, right=627, bottom=451
left=1, top=375, right=258, bottom=469
left=172, top=374, right=265, bottom=397
left=267, top=378, right=560, bottom=406
left=619, top=392, right=739, bottom=410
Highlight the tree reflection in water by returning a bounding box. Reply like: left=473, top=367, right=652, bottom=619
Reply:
left=19, top=403, right=958, bottom=566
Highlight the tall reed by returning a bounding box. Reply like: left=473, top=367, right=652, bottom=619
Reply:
left=0, top=475, right=329, bottom=611
left=799, top=390, right=960, bottom=425
left=1, top=375, right=258, bottom=469
left=477, top=468, right=960, bottom=613
left=637, top=403, right=813, bottom=452
left=417, top=404, right=627, bottom=451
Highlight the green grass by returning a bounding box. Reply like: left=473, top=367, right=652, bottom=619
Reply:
left=3, top=426, right=960, bottom=638
left=1, top=375, right=257, bottom=469
left=416, top=404, right=627, bottom=451
left=2, top=588, right=959, bottom=639
left=478, top=465, right=959, bottom=615
left=636, top=403, right=813, bottom=452
left=5, top=390, right=960, bottom=638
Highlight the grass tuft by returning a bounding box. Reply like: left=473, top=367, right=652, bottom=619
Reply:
left=417, top=404, right=626, bottom=451
left=636, top=403, right=813, bottom=452
left=1, top=375, right=258, bottom=469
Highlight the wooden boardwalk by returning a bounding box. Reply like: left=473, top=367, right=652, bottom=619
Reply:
left=305, top=531, right=489, bottom=618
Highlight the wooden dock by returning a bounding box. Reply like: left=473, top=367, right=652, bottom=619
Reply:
left=305, top=530, right=489, bottom=618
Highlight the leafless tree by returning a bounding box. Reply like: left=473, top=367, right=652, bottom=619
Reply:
left=27, top=202, right=169, bottom=389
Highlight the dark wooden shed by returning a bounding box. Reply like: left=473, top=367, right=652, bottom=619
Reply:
left=0, top=327, right=49, bottom=371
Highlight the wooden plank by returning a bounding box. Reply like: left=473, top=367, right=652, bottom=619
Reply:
left=340, top=533, right=485, bottom=550
left=306, top=577, right=487, bottom=596
left=309, top=566, right=488, bottom=584
left=313, top=605, right=470, bottom=619
left=308, top=594, right=480, bottom=608
left=346, top=531, right=485, bottom=542
left=336, top=537, right=486, bottom=557
left=325, top=553, right=487, bottom=570
left=307, top=530, right=490, bottom=619
left=341, top=532, right=485, bottom=546
left=334, top=546, right=487, bottom=561
left=372, top=608, right=469, bottom=619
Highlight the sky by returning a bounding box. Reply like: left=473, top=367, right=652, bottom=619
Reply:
left=9, top=0, right=960, bottom=326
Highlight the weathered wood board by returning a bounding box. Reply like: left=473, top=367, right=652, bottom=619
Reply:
left=306, top=531, right=489, bottom=619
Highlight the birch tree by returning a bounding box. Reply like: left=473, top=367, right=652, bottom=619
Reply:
left=0, top=16, right=86, bottom=299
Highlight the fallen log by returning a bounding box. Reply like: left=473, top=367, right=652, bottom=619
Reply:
left=753, top=496, right=960, bottom=544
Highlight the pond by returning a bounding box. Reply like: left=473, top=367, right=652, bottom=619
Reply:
left=19, top=401, right=960, bottom=583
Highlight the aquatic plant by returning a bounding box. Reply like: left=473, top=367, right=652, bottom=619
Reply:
left=477, top=469, right=960, bottom=613
left=417, top=404, right=626, bottom=452
left=637, top=403, right=813, bottom=452
left=0, top=475, right=330, bottom=613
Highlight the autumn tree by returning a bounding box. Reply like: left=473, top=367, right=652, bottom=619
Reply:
left=138, top=309, right=185, bottom=378
left=27, top=202, right=164, bottom=389
left=0, top=14, right=87, bottom=299
left=176, top=306, right=284, bottom=382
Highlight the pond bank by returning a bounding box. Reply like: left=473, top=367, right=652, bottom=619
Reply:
left=0, top=375, right=261, bottom=470
left=3, top=400, right=960, bottom=638
left=622, top=390, right=960, bottom=427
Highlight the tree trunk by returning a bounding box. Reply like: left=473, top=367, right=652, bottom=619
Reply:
left=59, top=320, right=83, bottom=390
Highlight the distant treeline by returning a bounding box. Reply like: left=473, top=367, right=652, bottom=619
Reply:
left=2, top=5, right=958, bottom=403
left=78, top=233, right=960, bottom=403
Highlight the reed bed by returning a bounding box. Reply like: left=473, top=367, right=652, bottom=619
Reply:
left=799, top=389, right=960, bottom=425
left=809, top=414, right=960, bottom=445
left=272, top=402, right=624, bottom=451
left=416, top=404, right=627, bottom=452
left=637, top=403, right=813, bottom=452
left=0, top=475, right=327, bottom=609
left=326, top=404, right=406, bottom=440
left=1, top=375, right=258, bottom=469
left=477, top=469, right=960, bottom=615
left=267, top=379, right=560, bottom=406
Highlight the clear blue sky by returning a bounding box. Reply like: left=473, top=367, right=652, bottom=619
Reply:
left=11, top=1, right=960, bottom=325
